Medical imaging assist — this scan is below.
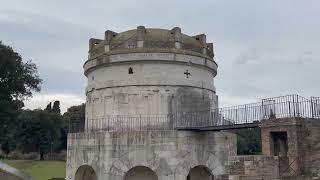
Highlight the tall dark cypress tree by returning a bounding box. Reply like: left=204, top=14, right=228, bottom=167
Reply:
left=52, top=101, right=61, bottom=114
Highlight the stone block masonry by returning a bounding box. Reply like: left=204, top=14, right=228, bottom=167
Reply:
left=66, top=130, right=237, bottom=180
left=225, top=155, right=280, bottom=180
left=260, top=117, right=320, bottom=179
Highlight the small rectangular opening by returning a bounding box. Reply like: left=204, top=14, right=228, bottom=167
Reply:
left=271, top=131, right=288, bottom=156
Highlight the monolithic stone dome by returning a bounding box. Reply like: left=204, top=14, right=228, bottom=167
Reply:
left=85, top=26, right=216, bottom=76
left=88, top=26, right=214, bottom=59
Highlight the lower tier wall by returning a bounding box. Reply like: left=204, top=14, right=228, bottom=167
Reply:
left=66, top=130, right=237, bottom=180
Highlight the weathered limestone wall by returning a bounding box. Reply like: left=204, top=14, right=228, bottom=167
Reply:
left=84, top=52, right=219, bottom=131
left=86, top=86, right=217, bottom=117
left=66, top=130, right=237, bottom=180
left=225, top=155, right=280, bottom=180
left=85, top=53, right=218, bottom=118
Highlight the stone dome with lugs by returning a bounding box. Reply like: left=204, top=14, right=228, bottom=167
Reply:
left=88, top=26, right=214, bottom=59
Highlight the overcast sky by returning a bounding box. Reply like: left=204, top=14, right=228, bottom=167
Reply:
left=1, top=0, right=319, bottom=113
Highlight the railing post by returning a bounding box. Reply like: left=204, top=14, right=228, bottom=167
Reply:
left=107, top=115, right=110, bottom=131
left=235, top=109, right=238, bottom=124
left=293, top=95, right=296, bottom=117
left=85, top=118, right=87, bottom=131
left=259, top=105, right=263, bottom=121
left=209, top=111, right=212, bottom=126
left=296, top=95, right=300, bottom=117
left=175, top=112, right=178, bottom=129
left=139, top=114, right=142, bottom=131
left=311, top=97, right=314, bottom=118
left=288, top=101, right=292, bottom=117
left=245, top=105, right=248, bottom=123
left=90, top=119, right=92, bottom=132
left=116, top=115, right=119, bottom=131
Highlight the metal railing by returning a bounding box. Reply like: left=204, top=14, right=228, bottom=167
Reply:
left=311, top=97, right=320, bottom=118
left=280, top=157, right=299, bottom=177
left=69, top=95, right=320, bottom=133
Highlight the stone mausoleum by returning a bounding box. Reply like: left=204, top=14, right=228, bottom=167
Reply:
left=66, top=26, right=237, bottom=180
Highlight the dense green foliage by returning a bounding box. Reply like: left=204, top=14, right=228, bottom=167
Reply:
left=0, top=41, right=81, bottom=158
left=17, top=109, right=63, bottom=159
left=0, top=42, right=42, bottom=101
left=232, top=128, right=262, bottom=155
left=0, top=41, right=42, bottom=154
left=1, top=160, right=66, bottom=180
left=63, top=103, right=85, bottom=132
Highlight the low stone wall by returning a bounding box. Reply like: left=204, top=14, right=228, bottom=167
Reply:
left=66, top=130, right=237, bottom=180
left=0, top=162, right=32, bottom=180
left=225, top=155, right=280, bottom=180
left=300, top=118, right=320, bottom=177
left=260, top=117, right=320, bottom=178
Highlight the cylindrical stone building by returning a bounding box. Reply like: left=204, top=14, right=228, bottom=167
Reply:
left=66, top=26, right=236, bottom=180
left=84, top=26, right=218, bottom=130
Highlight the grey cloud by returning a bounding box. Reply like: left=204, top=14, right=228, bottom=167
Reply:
left=234, top=48, right=262, bottom=65
left=234, top=48, right=316, bottom=65
left=38, top=67, right=86, bottom=95
left=296, top=51, right=313, bottom=64
left=0, top=0, right=319, bottom=109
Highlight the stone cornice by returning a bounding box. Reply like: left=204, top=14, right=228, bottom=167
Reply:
left=88, top=48, right=214, bottom=60
left=84, top=51, right=217, bottom=76
left=85, top=83, right=216, bottom=95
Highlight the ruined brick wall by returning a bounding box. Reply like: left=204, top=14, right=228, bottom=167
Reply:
left=225, top=155, right=280, bottom=180
left=259, top=117, right=320, bottom=178
left=300, top=118, right=320, bottom=177
left=223, top=118, right=320, bottom=179
left=260, top=117, right=302, bottom=176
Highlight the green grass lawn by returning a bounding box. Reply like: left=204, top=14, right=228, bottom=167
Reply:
left=0, top=160, right=66, bottom=180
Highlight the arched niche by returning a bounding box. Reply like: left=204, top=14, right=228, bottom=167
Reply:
left=186, top=165, right=213, bottom=180
left=124, top=166, right=158, bottom=180
left=128, top=67, right=134, bottom=74
left=75, top=165, right=97, bottom=180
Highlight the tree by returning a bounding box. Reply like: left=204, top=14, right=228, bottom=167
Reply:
left=45, top=102, right=52, bottom=111
left=0, top=41, right=42, bottom=153
left=17, top=109, right=62, bottom=160
left=44, top=101, right=61, bottom=114
left=59, top=104, right=85, bottom=150
left=233, top=128, right=262, bottom=155
left=52, top=101, right=61, bottom=114
left=0, top=41, right=42, bottom=102
left=63, top=103, right=85, bottom=132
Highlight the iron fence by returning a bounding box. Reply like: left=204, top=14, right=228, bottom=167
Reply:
left=69, top=94, right=320, bottom=133
left=311, top=97, right=320, bottom=118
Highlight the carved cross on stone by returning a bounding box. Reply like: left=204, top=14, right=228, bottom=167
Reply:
left=184, top=70, right=191, bottom=78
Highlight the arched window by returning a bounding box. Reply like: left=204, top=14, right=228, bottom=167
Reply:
left=75, top=165, right=97, bottom=180
left=128, top=67, right=134, bottom=74
left=187, top=165, right=213, bottom=180
left=124, top=166, right=158, bottom=180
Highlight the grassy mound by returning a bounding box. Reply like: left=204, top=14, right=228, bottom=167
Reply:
left=0, top=160, right=66, bottom=180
